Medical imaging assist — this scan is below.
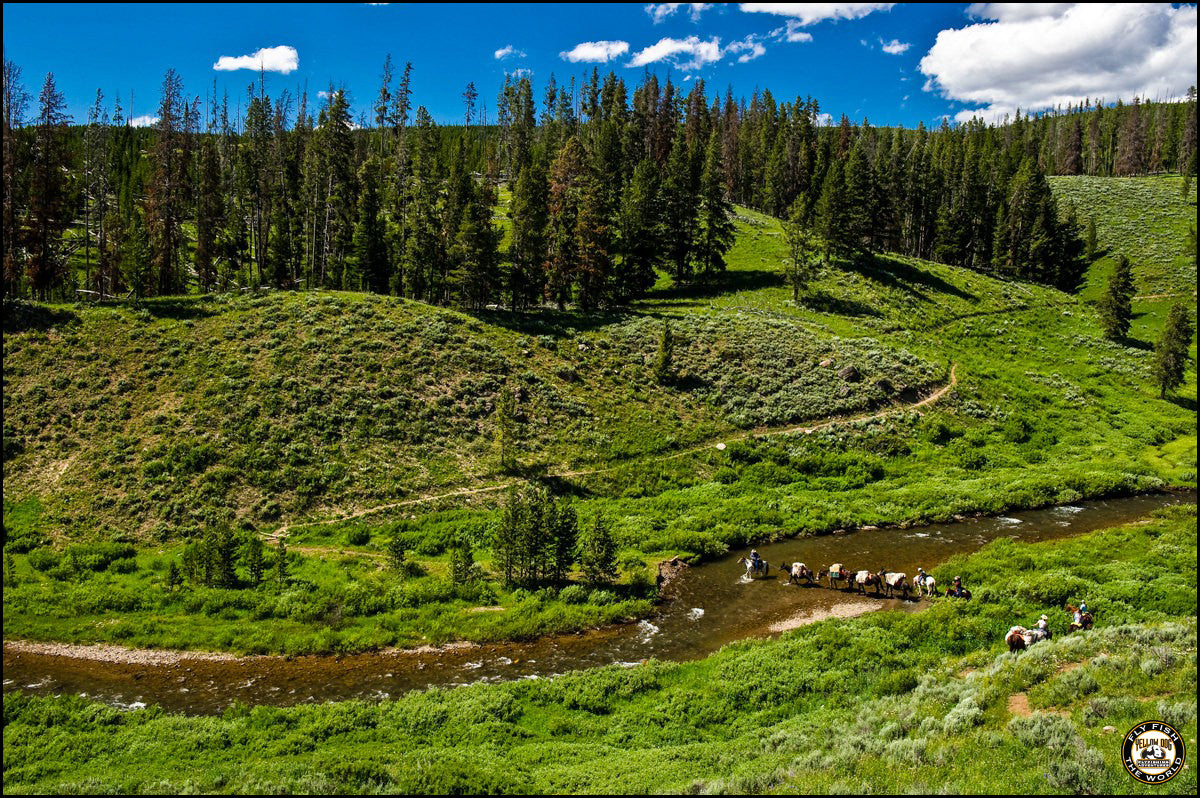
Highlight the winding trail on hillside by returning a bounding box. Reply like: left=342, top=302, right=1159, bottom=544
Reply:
left=264, top=364, right=958, bottom=540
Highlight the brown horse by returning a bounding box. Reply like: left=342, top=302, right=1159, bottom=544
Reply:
left=854, top=570, right=883, bottom=596
left=1066, top=604, right=1094, bottom=632
left=1006, top=626, right=1027, bottom=652
left=880, top=570, right=910, bottom=599
left=779, top=562, right=815, bottom=585
left=818, top=564, right=853, bottom=590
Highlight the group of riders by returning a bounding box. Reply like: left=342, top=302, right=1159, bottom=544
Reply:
left=743, top=550, right=970, bottom=599
left=743, top=550, right=1095, bottom=643
left=1006, top=602, right=1093, bottom=651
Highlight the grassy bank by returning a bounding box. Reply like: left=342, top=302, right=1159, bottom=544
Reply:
left=4, top=504, right=1194, bottom=794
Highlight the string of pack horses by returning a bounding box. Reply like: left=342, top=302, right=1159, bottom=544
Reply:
left=735, top=550, right=1095, bottom=650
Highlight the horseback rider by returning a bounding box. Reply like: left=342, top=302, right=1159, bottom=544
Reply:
left=1035, top=614, right=1052, bottom=639
left=948, top=576, right=967, bottom=598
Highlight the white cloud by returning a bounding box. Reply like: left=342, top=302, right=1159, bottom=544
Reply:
left=560, top=40, right=630, bottom=63
left=920, top=3, right=1198, bottom=123
left=213, top=45, right=299, bottom=74
left=965, top=3, right=1074, bottom=22
left=726, top=35, right=767, bottom=63
left=494, top=44, right=525, bottom=60
left=646, top=3, right=712, bottom=23
left=130, top=114, right=159, bottom=128
left=880, top=38, right=910, bottom=54
left=739, top=3, right=894, bottom=26
left=317, top=90, right=331, bottom=99
left=629, top=35, right=723, bottom=70
left=815, top=112, right=833, bottom=126
left=510, top=67, right=534, bottom=78
left=773, top=20, right=814, bottom=42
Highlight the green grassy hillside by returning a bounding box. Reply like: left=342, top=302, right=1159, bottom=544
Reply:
left=2, top=178, right=1196, bottom=656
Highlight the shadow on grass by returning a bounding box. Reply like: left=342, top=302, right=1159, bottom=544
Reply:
left=847, top=254, right=977, bottom=302
left=1167, top=395, right=1197, bottom=412
left=468, top=307, right=636, bottom=337
left=801, top=290, right=884, bottom=318
left=643, top=269, right=786, bottom=302
left=138, top=296, right=223, bottom=320
left=2, top=300, right=79, bottom=333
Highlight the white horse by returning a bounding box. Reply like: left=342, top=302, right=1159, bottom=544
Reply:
left=915, top=573, right=938, bottom=597
left=738, top=556, right=770, bottom=579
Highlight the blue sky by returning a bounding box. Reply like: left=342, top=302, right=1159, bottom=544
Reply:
left=2, top=3, right=1196, bottom=129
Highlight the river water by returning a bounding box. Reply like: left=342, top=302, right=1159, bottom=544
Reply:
left=3, top=491, right=1193, bottom=715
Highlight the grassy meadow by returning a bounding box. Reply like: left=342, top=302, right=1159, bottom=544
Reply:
left=2, top=176, right=1196, bottom=656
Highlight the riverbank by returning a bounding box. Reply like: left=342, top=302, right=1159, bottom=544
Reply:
left=5, top=491, right=1192, bottom=716
left=4, top=502, right=1195, bottom=794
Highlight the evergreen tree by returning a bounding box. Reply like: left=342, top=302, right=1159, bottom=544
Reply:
left=816, top=160, right=851, bottom=263
left=783, top=199, right=821, bottom=301
left=450, top=538, right=478, bottom=585
left=842, top=135, right=875, bottom=256
left=695, top=132, right=736, bottom=278
left=1097, top=254, right=1135, bottom=340
left=1152, top=304, right=1194, bottom=399
left=580, top=513, right=618, bottom=586
left=195, top=137, right=221, bottom=292
left=615, top=159, right=664, bottom=300
left=2, top=59, right=30, bottom=298
left=166, top=559, right=182, bottom=591
left=450, top=177, right=502, bottom=309
left=549, top=498, right=578, bottom=585
left=385, top=533, right=407, bottom=573
left=574, top=174, right=614, bottom=309
left=146, top=69, right=188, bottom=296
left=1084, top=216, right=1098, bottom=261
left=662, top=127, right=699, bottom=282
left=546, top=136, right=585, bottom=308
left=243, top=535, right=265, bottom=586
left=352, top=155, right=390, bottom=293
left=491, top=493, right=519, bottom=587
left=26, top=72, right=73, bottom=300
left=507, top=159, right=549, bottom=309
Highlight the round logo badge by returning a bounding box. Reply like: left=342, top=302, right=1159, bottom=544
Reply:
left=1122, top=721, right=1186, bottom=784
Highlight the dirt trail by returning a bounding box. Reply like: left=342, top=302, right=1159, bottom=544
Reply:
left=1133, top=292, right=1196, bottom=301
left=267, top=364, right=957, bottom=539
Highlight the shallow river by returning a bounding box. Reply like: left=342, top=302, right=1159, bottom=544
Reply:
left=3, top=491, right=1193, bottom=715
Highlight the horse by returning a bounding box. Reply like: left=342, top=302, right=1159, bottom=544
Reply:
left=1026, top=627, right=1050, bottom=644
left=1006, top=626, right=1027, bottom=652
left=914, top=573, right=938, bottom=597
left=779, top=562, right=814, bottom=585
left=854, top=570, right=883, bottom=596
left=880, top=570, right=910, bottom=599
left=819, top=564, right=853, bottom=590
left=1066, top=604, right=1094, bottom=632
left=1006, top=625, right=1050, bottom=652
left=737, top=556, right=770, bottom=579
